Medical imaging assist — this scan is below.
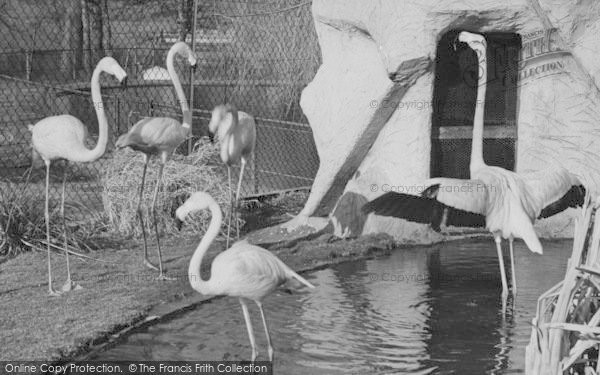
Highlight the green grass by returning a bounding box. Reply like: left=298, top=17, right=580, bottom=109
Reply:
left=0, top=236, right=199, bottom=361
left=0, top=211, right=395, bottom=361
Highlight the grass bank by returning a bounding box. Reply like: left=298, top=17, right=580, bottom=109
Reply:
left=0, top=192, right=396, bottom=361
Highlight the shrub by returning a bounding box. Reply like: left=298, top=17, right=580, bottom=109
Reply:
left=0, top=174, right=98, bottom=257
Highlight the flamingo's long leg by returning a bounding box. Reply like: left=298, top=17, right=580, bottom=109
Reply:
left=44, top=160, right=59, bottom=296
left=226, top=166, right=233, bottom=248
left=151, top=161, right=171, bottom=280
left=495, top=235, right=508, bottom=313
left=240, top=299, right=258, bottom=362
left=137, top=155, right=157, bottom=270
left=60, top=162, right=78, bottom=292
left=234, top=158, right=247, bottom=240
left=257, top=301, right=274, bottom=362
left=509, top=237, right=517, bottom=295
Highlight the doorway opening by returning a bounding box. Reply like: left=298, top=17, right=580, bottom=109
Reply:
left=430, top=30, right=521, bottom=179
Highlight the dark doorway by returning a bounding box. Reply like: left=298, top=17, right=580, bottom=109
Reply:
left=430, top=30, right=521, bottom=179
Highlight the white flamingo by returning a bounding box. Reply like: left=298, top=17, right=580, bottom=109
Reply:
left=115, top=42, right=197, bottom=279
left=208, top=104, right=256, bottom=247
left=29, top=57, right=127, bottom=296
left=363, top=31, right=585, bottom=303
left=175, top=192, right=315, bottom=362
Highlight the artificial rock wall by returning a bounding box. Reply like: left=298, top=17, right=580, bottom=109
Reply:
left=297, top=0, right=600, bottom=242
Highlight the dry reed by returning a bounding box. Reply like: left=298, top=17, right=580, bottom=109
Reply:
left=526, top=195, right=600, bottom=374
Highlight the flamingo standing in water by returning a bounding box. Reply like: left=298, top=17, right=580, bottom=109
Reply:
left=115, top=42, right=197, bottom=279
left=363, top=31, right=585, bottom=304
left=175, top=192, right=314, bottom=361
left=208, top=104, right=256, bottom=247
left=30, top=57, right=127, bottom=295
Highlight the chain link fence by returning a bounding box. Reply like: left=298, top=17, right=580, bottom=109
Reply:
left=0, top=0, right=319, bottom=215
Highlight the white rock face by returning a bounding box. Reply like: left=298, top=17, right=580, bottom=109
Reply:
left=299, top=0, right=600, bottom=242
left=298, top=11, right=391, bottom=218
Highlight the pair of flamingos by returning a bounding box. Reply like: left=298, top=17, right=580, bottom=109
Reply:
left=30, top=42, right=313, bottom=361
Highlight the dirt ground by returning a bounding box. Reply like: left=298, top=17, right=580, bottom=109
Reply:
left=0, top=192, right=397, bottom=361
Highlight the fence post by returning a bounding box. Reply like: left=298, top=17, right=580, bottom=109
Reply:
left=116, top=97, right=121, bottom=135
left=253, top=126, right=258, bottom=195
left=187, top=0, right=198, bottom=155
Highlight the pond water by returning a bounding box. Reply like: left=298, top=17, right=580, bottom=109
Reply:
left=89, top=239, right=571, bottom=374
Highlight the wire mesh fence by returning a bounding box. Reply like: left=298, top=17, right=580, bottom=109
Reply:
left=0, top=0, right=320, bottom=215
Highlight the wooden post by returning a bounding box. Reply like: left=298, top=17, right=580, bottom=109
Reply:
left=187, top=0, right=198, bottom=155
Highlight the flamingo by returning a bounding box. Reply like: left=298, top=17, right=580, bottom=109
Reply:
left=362, top=31, right=585, bottom=303
left=29, top=56, right=127, bottom=296
left=115, top=42, right=197, bottom=279
left=208, top=104, right=256, bottom=247
left=175, top=191, right=315, bottom=362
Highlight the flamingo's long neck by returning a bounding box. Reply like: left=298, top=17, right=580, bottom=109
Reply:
left=79, top=62, right=109, bottom=162
left=219, top=108, right=239, bottom=164
left=166, top=44, right=192, bottom=131
left=188, top=201, right=222, bottom=295
left=470, top=44, right=487, bottom=175
left=223, top=107, right=239, bottom=138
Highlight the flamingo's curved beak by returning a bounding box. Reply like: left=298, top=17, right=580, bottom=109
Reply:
left=120, top=76, right=128, bottom=88
left=175, top=217, right=184, bottom=231
left=208, top=131, right=215, bottom=144
left=452, top=34, right=460, bottom=51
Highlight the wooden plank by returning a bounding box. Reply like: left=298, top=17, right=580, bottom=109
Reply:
left=433, top=125, right=517, bottom=139
left=61, top=79, right=305, bottom=92
left=319, top=56, right=432, bottom=216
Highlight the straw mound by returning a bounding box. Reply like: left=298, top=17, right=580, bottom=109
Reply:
left=102, top=139, right=239, bottom=238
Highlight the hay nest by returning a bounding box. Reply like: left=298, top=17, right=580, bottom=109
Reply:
left=102, top=139, right=240, bottom=238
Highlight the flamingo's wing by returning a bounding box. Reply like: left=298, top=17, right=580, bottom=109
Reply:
left=116, top=117, right=187, bottom=153
left=30, top=115, right=89, bottom=159
left=212, top=243, right=291, bottom=298
left=237, top=112, right=256, bottom=156
left=521, top=168, right=586, bottom=219
left=362, top=178, right=487, bottom=230
left=428, top=177, right=488, bottom=215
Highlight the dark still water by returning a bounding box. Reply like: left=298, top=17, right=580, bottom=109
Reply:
left=89, top=239, right=571, bottom=374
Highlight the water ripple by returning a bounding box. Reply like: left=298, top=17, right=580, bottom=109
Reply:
left=90, top=239, right=571, bottom=374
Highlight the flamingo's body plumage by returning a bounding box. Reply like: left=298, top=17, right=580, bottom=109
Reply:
left=208, top=104, right=256, bottom=247
left=199, top=240, right=309, bottom=300
left=115, top=41, right=197, bottom=279
left=30, top=57, right=127, bottom=295
left=116, top=116, right=189, bottom=156
left=363, top=32, right=585, bottom=304
left=31, top=115, right=95, bottom=162
left=176, top=192, right=314, bottom=361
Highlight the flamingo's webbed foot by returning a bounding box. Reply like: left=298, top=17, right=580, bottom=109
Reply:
left=281, top=214, right=310, bottom=232
left=61, top=278, right=82, bottom=293
left=48, top=288, right=61, bottom=297
left=144, top=258, right=159, bottom=271
left=500, top=289, right=509, bottom=316
left=156, top=273, right=175, bottom=281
